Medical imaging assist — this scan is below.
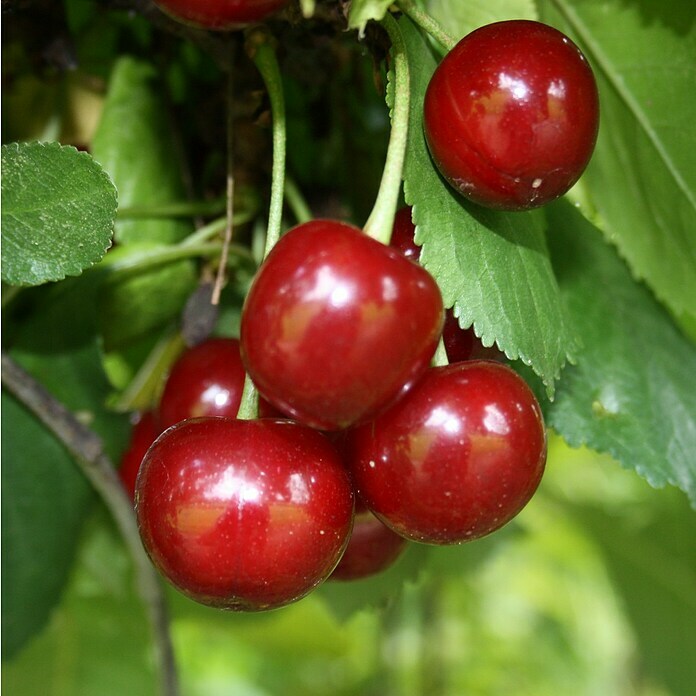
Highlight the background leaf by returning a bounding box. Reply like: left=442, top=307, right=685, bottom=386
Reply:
left=2, top=278, right=129, bottom=657
left=1, top=142, right=115, bottom=286
left=575, top=490, right=696, bottom=696
left=1, top=511, right=157, bottom=696
left=538, top=0, right=696, bottom=330
left=425, top=0, right=538, bottom=40
left=91, top=56, right=193, bottom=245
left=399, top=16, right=579, bottom=395
left=544, top=200, right=696, bottom=505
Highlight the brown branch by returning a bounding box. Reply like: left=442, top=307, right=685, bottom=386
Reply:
left=1, top=352, right=179, bottom=696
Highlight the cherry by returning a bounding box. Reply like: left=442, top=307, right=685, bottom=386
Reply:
left=390, top=206, right=504, bottom=363
left=151, top=0, right=289, bottom=30
left=330, top=498, right=408, bottom=581
left=424, top=20, right=599, bottom=211
left=119, top=411, right=159, bottom=502
left=348, top=361, right=546, bottom=545
left=240, top=219, right=444, bottom=430
left=136, top=417, right=354, bottom=611
left=158, top=338, right=246, bottom=430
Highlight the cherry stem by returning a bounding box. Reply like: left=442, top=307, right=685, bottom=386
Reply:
left=0, top=353, right=179, bottom=696
left=363, top=12, right=410, bottom=246
left=235, top=31, right=287, bottom=422
left=395, top=0, right=457, bottom=53
left=249, top=31, right=286, bottom=258
left=212, top=49, right=237, bottom=306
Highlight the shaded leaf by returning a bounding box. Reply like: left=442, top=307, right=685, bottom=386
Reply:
left=1, top=142, right=115, bottom=286
left=91, top=56, right=193, bottom=245
left=1, top=512, right=157, bottom=696
left=545, top=200, right=696, bottom=505
left=1, top=391, right=93, bottom=659
left=399, top=16, right=579, bottom=395
left=538, top=0, right=696, bottom=329
left=425, top=0, right=537, bottom=41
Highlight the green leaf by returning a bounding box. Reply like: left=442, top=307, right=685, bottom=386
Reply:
left=1, top=141, right=116, bottom=286
left=425, top=0, right=537, bottom=40
left=91, top=56, right=193, bottom=245
left=2, top=283, right=129, bottom=657
left=575, top=490, right=696, bottom=696
left=399, top=16, right=579, bottom=395
left=545, top=200, right=696, bottom=505
left=347, top=0, right=393, bottom=33
left=1, top=391, right=93, bottom=659
left=538, top=0, right=696, bottom=329
left=1, top=511, right=157, bottom=696
left=96, top=243, right=197, bottom=351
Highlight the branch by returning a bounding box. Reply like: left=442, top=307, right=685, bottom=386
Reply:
left=1, top=353, right=179, bottom=696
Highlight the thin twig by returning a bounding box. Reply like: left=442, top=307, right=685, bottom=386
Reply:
left=1, top=353, right=179, bottom=696
left=212, top=43, right=237, bottom=306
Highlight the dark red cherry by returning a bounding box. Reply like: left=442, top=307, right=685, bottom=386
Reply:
left=349, top=361, right=546, bottom=544
left=330, top=498, right=408, bottom=581
left=424, top=20, right=599, bottom=210
left=119, top=411, right=159, bottom=502
left=151, top=0, right=289, bottom=30
left=240, top=220, right=444, bottom=430
left=136, top=417, right=354, bottom=611
left=158, top=338, right=246, bottom=430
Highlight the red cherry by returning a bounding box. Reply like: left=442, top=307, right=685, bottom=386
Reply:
left=119, top=411, right=159, bottom=502
left=424, top=20, right=599, bottom=210
left=151, top=0, right=289, bottom=30
left=390, top=206, right=503, bottom=363
left=240, top=220, right=444, bottom=430
left=348, top=361, right=546, bottom=544
left=136, top=417, right=354, bottom=611
left=158, top=338, right=246, bottom=430
left=330, top=498, right=408, bottom=581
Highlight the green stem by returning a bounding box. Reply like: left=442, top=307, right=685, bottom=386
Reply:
left=284, top=177, right=313, bottom=224
left=117, top=198, right=226, bottom=219
left=363, top=12, right=411, bottom=246
left=249, top=31, right=286, bottom=259
left=395, top=0, right=457, bottom=52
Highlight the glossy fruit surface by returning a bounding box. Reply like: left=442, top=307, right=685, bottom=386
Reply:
left=158, top=338, right=246, bottom=430
left=349, top=361, right=546, bottom=544
left=136, top=417, right=354, bottom=611
left=119, top=411, right=159, bottom=502
left=330, top=498, right=408, bottom=581
left=390, top=207, right=503, bottom=363
left=240, top=220, right=444, bottom=430
left=152, top=0, right=289, bottom=30
left=424, top=20, right=599, bottom=210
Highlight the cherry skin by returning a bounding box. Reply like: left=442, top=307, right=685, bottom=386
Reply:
left=136, top=417, right=354, bottom=611
left=348, top=361, right=546, bottom=545
left=151, top=0, right=289, bottom=30
left=390, top=207, right=503, bottom=363
left=158, top=338, right=246, bottom=430
left=330, top=497, right=408, bottom=581
left=119, top=411, right=159, bottom=502
left=240, top=219, right=444, bottom=430
left=424, top=20, right=599, bottom=211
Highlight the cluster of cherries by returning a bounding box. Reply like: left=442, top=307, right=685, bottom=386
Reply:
left=126, top=209, right=545, bottom=611
left=126, top=2, right=599, bottom=611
